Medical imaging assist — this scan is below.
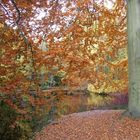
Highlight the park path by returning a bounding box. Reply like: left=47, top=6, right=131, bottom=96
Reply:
left=35, top=110, right=140, bottom=140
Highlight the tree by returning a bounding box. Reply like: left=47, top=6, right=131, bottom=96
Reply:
left=127, top=0, right=140, bottom=117
left=0, top=0, right=128, bottom=108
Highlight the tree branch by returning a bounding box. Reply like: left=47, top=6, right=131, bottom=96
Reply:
left=0, top=3, right=10, bottom=17
left=10, top=0, right=21, bottom=24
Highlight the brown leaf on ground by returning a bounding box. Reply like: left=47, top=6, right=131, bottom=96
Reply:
left=34, top=110, right=140, bottom=140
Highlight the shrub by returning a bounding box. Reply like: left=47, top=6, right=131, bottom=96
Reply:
left=0, top=100, right=32, bottom=140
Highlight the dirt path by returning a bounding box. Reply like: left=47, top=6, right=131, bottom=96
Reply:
left=35, top=110, right=140, bottom=140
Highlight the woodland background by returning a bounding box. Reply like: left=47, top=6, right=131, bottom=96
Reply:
left=0, top=0, right=128, bottom=139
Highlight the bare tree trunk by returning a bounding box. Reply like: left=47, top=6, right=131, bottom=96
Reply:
left=127, top=0, right=140, bottom=117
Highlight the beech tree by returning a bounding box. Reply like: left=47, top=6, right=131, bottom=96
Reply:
left=0, top=0, right=128, bottom=111
left=127, top=0, right=140, bottom=117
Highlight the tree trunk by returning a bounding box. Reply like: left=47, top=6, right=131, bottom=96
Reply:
left=127, top=0, right=140, bottom=117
